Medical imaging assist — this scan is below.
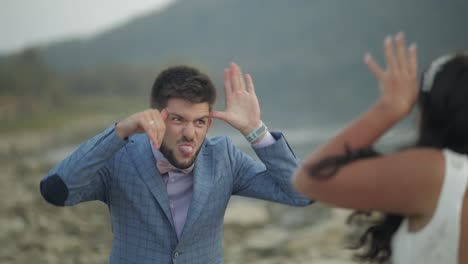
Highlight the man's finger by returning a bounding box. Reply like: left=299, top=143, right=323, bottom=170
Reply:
left=245, top=74, right=255, bottom=93
left=150, top=111, right=166, bottom=148
left=233, top=63, right=246, bottom=91
left=142, top=122, right=159, bottom=148
left=160, top=108, right=169, bottom=121
left=209, top=111, right=228, bottom=122
left=230, top=63, right=243, bottom=92
left=142, top=111, right=161, bottom=147
left=224, top=68, right=233, bottom=102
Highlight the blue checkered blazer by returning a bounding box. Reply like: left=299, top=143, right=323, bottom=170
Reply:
left=40, top=125, right=311, bottom=264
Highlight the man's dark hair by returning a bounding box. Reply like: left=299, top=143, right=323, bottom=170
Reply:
left=150, top=65, right=216, bottom=110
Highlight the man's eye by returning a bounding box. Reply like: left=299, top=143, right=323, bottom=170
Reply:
left=196, top=120, right=206, bottom=125
left=172, top=117, right=182, bottom=122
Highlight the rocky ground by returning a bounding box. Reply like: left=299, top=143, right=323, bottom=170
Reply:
left=0, top=120, right=359, bottom=264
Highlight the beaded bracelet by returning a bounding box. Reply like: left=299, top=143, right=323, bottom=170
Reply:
left=244, top=121, right=268, bottom=144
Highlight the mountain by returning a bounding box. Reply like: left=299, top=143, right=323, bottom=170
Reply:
left=37, top=0, right=468, bottom=126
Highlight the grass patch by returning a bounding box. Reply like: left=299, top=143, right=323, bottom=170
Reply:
left=0, top=96, right=146, bottom=135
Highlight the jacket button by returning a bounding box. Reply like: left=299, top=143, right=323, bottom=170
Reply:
left=173, top=251, right=180, bottom=259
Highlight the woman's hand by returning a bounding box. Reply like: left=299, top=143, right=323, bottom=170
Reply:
left=365, top=33, right=418, bottom=119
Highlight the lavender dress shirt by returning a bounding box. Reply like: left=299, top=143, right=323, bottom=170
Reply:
left=151, top=132, right=275, bottom=239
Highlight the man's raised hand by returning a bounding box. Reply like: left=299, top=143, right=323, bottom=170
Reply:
left=210, top=63, right=262, bottom=135
left=116, top=109, right=168, bottom=148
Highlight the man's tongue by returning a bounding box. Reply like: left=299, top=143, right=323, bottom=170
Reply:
left=178, top=145, right=194, bottom=156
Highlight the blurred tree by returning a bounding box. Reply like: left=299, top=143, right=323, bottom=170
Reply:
left=0, top=48, right=67, bottom=118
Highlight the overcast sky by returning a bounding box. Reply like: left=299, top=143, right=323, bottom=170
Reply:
left=0, top=0, right=175, bottom=55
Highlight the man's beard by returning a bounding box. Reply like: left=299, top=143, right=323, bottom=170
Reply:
left=159, top=138, right=202, bottom=169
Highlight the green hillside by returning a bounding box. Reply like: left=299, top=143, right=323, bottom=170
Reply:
left=8, top=0, right=468, bottom=126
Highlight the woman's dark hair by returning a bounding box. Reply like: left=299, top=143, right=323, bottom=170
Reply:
left=417, top=54, right=468, bottom=153
left=307, top=53, right=468, bottom=263
left=150, top=65, right=216, bottom=110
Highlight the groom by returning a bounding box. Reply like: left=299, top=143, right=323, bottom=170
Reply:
left=40, top=62, right=311, bottom=263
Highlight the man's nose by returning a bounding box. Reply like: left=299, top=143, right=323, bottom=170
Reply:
left=182, top=122, right=195, bottom=140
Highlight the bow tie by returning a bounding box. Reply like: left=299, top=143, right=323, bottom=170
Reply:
left=156, top=160, right=194, bottom=175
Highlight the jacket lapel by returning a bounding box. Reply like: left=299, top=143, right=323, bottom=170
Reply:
left=180, top=141, right=214, bottom=240
left=126, top=135, right=174, bottom=227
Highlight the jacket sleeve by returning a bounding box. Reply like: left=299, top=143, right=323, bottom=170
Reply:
left=229, top=131, right=312, bottom=206
left=40, top=125, right=127, bottom=206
